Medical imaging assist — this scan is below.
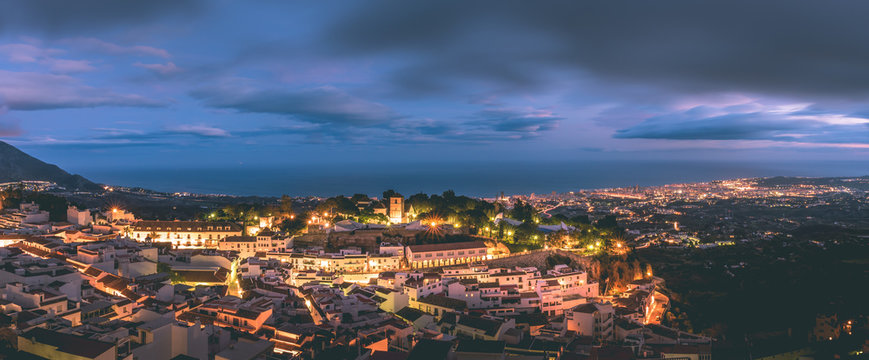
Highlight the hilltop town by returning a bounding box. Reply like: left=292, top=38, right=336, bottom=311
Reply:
left=0, top=177, right=866, bottom=359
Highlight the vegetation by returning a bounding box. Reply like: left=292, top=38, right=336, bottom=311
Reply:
left=635, top=231, right=869, bottom=357
left=0, top=188, right=69, bottom=221
left=589, top=253, right=654, bottom=295
left=545, top=254, right=573, bottom=268
left=157, top=262, right=183, bottom=284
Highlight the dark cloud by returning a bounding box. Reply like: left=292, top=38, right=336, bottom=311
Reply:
left=0, top=1, right=205, bottom=35
left=326, top=1, right=869, bottom=98
left=192, top=85, right=401, bottom=127
left=471, top=108, right=561, bottom=137
left=614, top=110, right=869, bottom=144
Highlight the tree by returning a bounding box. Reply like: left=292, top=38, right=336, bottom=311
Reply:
left=382, top=189, right=401, bottom=200
left=25, top=192, right=68, bottom=221
left=570, top=214, right=591, bottom=225
left=546, top=230, right=570, bottom=249
left=510, top=200, right=536, bottom=223
left=407, top=193, right=432, bottom=214
left=594, top=215, right=619, bottom=229
left=350, top=193, right=370, bottom=204
left=645, top=263, right=654, bottom=278
left=280, top=215, right=308, bottom=235
left=546, top=254, right=573, bottom=268
left=315, top=196, right=358, bottom=216
left=280, top=195, right=294, bottom=216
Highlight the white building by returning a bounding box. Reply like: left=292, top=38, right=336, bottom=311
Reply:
left=67, top=206, right=93, bottom=227
left=564, top=301, right=615, bottom=341
left=405, top=241, right=489, bottom=269
left=130, top=220, right=243, bottom=248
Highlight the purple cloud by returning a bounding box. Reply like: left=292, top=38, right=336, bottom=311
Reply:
left=0, top=70, right=163, bottom=110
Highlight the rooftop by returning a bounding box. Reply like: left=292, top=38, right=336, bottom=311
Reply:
left=21, top=327, right=115, bottom=358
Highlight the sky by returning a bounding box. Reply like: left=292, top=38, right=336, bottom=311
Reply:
left=0, top=0, right=868, bottom=174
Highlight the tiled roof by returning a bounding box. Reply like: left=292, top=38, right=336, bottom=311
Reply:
left=221, top=235, right=256, bottom=243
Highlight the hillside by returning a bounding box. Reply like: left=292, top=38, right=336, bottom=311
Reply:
left=0, top=141, right=101, bottom=191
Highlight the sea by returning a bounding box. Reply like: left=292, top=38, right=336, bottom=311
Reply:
left=76, top=160, right=869, bottom=198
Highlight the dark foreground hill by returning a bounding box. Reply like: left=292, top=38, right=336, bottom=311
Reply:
left=0, top=141, right=100, bottom=191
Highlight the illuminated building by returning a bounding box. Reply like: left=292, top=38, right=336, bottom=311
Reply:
left=130, top=220, right=242, bottom=248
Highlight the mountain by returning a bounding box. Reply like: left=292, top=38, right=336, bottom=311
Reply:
left=0, top=141, right=101, bottom=191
